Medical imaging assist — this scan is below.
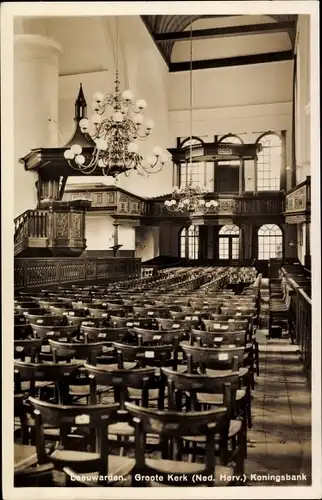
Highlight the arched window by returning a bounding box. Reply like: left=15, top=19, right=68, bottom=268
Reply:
left=218, top=134, right=244, bottom=144
left=258, top=224, right=283, bottom=260
left=219, top=225, right=240, bottom=260
left=180, top=225, right=199, bottom=259
left=256, top=133, right=282, bottom=191
left=179, top=137, right=213, bottom=190
left=216, top=135, right=243, bottom=193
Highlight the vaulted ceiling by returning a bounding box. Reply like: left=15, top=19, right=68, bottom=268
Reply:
left=141, top=15, right=297, bottom=71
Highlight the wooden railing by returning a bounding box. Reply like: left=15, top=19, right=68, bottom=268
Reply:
left=297, top=288, right=311, bottom=380
left=14, top=257, right=141, bottom=290
left=280, top=266, right=312, bottom=381
left=14, top=209, right=49, bottom=255
left=235, top=195, right=284, bottom=216
left=148, top=193, right=284, bottom=220
left=14, top=210, right=32, bottom=236
left=27, top=210, right=49, bottom=237
left=14, top=201, right=91, bottom=258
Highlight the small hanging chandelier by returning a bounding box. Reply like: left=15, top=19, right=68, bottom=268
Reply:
left=164, top=22, right=218, bottom=215
left=64, top=17, right=171, bottom=178
left=165, top=182, right=218, bottom=213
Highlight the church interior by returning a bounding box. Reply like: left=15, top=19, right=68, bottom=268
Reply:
left=9, top=10, right=316, bottom=493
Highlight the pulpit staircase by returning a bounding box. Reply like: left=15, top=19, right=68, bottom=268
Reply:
left=14, top=209, right=50, bottom=257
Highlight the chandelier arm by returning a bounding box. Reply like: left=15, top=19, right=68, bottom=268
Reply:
left=67, top=149, right=97, bottom=173
left=140, top=163, right=164, bottom=175
left=95, top=119, right=115, bottom=136
left=77, top=162, right=99, bottom=175
left=135, top=131, right=149, bottom=140
left=126, top=120, right=140, bottom=136
left=136, top=169, right=147, bottom=177
left=67, top=159, right=82, bottom=171
left=83, top=129, right=100, bottom=142
left=148, top=158, right=165, bottom=172
left=77, top=148, right=101, bottom=173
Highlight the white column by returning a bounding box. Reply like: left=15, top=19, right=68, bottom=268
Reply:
left=14, top=34, right=62, bottom=217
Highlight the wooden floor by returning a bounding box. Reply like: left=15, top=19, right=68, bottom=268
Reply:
left=245, top=333, right=311, bottom=486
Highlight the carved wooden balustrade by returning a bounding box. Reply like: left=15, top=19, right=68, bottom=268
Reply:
left=14, top=200, right=91, bottom=257
left=147, top=193, right=284, bottom=224
left=14, top=210, right=49, bottom=256
left=14, top=257, right=141, bottom=291
left=63, top=186, right=285, bottom=225
left=234, top=194, right=284, bottom=217
left=64, top=186, right=147, bottom=219
left=284, top=176, right=311, bottom=224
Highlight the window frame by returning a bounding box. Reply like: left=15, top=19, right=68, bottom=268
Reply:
left=258, top=224, right=283, bottom=260
left=178, top=136, right=214, bottom=190
left=255, top=132, right=283, bottom=192
left=218, top=225, right=240, bottom=260
left=180, top=225, right=200, bottom=260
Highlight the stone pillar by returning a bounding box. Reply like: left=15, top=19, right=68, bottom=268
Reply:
left=199, top=226, right=208, bottom=260
left=113, top=221, right=120, bottom=247
left=280, top=131, right=287, bottom=191
left=242, top=224, right=253, bottom=260
left=239, top=225, right=244, bottom=262
left=304, top=222, right=311, bottom=268
left=238, top=158, right=243, bottom=195
left=184, top=226, right=189, bottom=260
left=254, top=158, right=258, bottom=194
left=14, top=34, right=62, bottom=218
left=112, top=221, right=123, bottom=257
left=37, top=178, right=61, bottom=205
left=152, top=227, right=160, bottom=258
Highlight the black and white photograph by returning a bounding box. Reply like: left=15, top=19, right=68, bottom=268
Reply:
left=1, top=1, right=320, bottom=499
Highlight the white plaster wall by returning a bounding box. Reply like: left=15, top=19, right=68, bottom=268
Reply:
left=169, top=61, right=292, bottom=112
left=14, top=33, right=62, bottom=217
left=135, top=227, right=153, bottom=261
left=297, top=223, right=306, bottom=265
left=295, top=15, right=311, bottom=184
left=85, top=213, right=114, bottom=251
left=135, top=226, right=160, bottom=261
left=118, top=225, right=135, bottom=251
left=172, top=33, right=290, bottom=63
left=85, top=213, right=135, bottom=251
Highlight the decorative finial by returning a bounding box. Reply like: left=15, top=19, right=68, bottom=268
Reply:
left=64, top=83, right=95, bottom=148
left=75, top=83, right=87, bottom=122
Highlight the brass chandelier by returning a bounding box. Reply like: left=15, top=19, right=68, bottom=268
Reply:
left=165, top=183, right=218, bottom=213
left=164, top=22, right=218, bottom=215
left=64, top=18, right=171, bottom=178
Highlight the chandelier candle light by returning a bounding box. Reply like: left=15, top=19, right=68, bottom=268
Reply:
left=64, top=18, right=171, bottom=177
left=164, top=22, right=218, bottom=215
left=165, top=183, right=218, bottom=213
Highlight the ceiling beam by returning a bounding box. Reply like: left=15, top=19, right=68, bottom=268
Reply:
left=140, top=15, right=170, bottom=65
left=155, top=21, right=295, bottom=43
left=169, top=50, right=294, bottom=72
